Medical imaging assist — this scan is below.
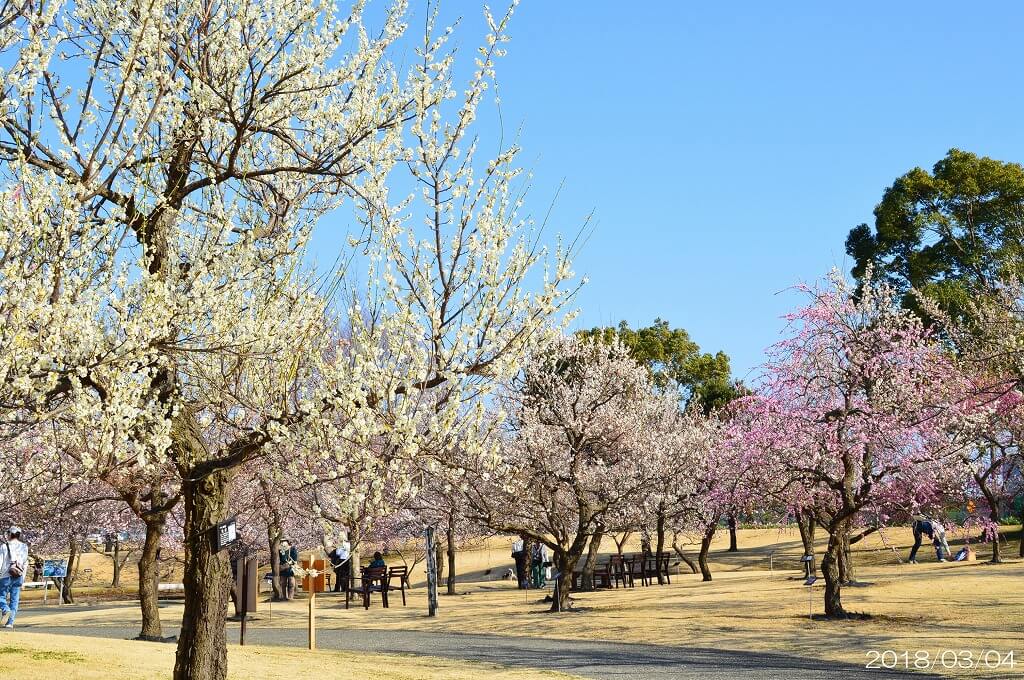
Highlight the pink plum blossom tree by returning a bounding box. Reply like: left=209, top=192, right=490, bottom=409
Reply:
left=742, top=272, right=970, bottom=617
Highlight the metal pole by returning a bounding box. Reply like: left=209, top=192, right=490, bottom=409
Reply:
left=425, top=527, right=438, bottom=617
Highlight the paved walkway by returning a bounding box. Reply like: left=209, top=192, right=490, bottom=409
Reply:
left=16, top=612, right=933, bottom=679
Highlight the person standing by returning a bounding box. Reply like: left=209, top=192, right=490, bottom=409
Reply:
left=0, top=526, right=29, bottom=629
left=530, top=542, right=549, bottom=588
left=278, top=539, right=299, bottom=601
left=511, top=537, right=527, bottom=589
left=909, top=516, right=951, bottom=563
left=329, top=534, right=352, bottom=595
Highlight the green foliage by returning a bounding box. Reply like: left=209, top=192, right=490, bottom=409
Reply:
left=846, top=148, right=1024, bottom=320
left=577, top=319, right=738, bottom=411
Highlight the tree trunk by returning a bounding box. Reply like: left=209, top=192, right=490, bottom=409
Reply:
left=62, top=536, right=79, bottom=604
left=797, top=510, right=816, bottom=557
left=445, top=514, right=456, bottom=596
left=551, top=547, right=581, bottom=612
left=821, top=525, right=847, bottom=618
left=349, top=523, right=361, bottom=584
left=173, top=469, right=231, bottom=680
left=580, top=527, right=604, bottom=591
left=698, top=523, right=715, bottom=582
left=268, top=528, right=283, bottom=600
left=612, top=531, right=631, bottom=557
left=838, top=530, right=855, bottom=584
left=728, top=513, right=738, bottom=552
left=433, top=535, right=446, bottom=587
left=550, top=529, right=590, bottom=613
left=671, top=540, right=699, bottom=574
left=111, top=538, right=122, bottom=587
left=655, top=506, right=667, bottom=584
left=137, top=516, right=165, bottom=640
left=989, top=499, right=1001, bottom=564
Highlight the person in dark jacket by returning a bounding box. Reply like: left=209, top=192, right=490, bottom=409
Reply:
left=368, top=551, right=386, bottom=569
left=278, top=539, right=299, bottom=600
left=328, top=533, right=352, bottom=595
left=909, top=517, right=951, bottom=563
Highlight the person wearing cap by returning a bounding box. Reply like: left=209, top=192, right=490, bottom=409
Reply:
left=278, top=539, right=298, bottom=601
left=0, top=526, right=29, bottom=628
left=328, top=533, right=352, bottom=595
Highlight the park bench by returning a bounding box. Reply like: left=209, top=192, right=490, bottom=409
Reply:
left=345, top=566, right=389, bottom=610
left=649, top=552, right=671, bottom=585
left=609, top=555, right=633, bottom=588
left=626, top=554, right=651, bottom=586
left=387, top=565, right=408, bottom=606
left=157, top=583, right=185, bottom=599
left=571, top=560, right=614, bottom=590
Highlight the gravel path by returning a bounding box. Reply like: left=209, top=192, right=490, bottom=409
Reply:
left=15, top=611, right=935, bottom=679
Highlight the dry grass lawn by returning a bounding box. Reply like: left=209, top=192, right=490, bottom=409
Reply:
left=22, top=526, right=1024, bottom=677
left=7, top=632, right=577, bottom=680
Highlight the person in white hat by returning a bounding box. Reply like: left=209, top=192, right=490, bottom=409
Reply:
left=0, top=526, right=29, bottom=628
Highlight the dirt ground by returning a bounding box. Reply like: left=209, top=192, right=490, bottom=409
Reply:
left=21, top=526, right=1024, bottom=678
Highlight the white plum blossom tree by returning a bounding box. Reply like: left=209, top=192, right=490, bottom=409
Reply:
left=0, top=1, right=576, bottom=677
left=462, top=336, right=677, bottom=612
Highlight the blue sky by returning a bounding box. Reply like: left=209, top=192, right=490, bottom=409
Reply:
left=412, top=1, right=1024, bottom=379
left=315, top=2, right=1024, bottom=380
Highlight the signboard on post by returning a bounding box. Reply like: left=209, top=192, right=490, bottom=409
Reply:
left=41, top=559, right=69, bottom=606
left=212, top=518, right=238, bottom=552
left=300, top=558, right=327, bottom=594
left=42, top=559, right=68, bottom=578
left=300, top=558, right=327, bottom=650
left=800, top=553, right=815, bottom=580
left=234, top=558, right=258, bottom=614
left=235, top=557, right=258, bottom=646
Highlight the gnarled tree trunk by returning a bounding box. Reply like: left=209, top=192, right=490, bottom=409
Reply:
left=821, top=521, right=849, bottom=618
left=580, top=526, right=604, bottom=591
left=137, top=516, right=167, bottom=640
left=550, top=522, right=592, bottom=613
left=551, top=545, right=583, bottom=612
left=61, top=536, right=80, bottom=604
left=173, top=469, right=231, bottom=680
left=698, top=523, right=715, bottom=582
left=838, top=530, right=855, bottom=584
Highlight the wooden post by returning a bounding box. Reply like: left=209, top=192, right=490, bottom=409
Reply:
left=425, top=527, right=438, bottom=617
left=308, top=592, right=316, bottom=650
